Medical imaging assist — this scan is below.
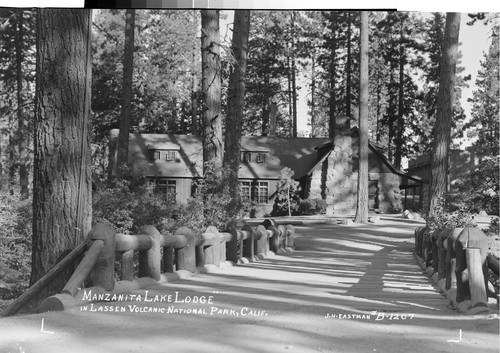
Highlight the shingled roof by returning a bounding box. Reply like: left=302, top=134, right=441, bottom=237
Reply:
left=110, top=130, right=331, bottom=180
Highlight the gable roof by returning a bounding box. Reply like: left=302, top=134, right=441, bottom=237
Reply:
left=110, top=130, right=331, bottom=180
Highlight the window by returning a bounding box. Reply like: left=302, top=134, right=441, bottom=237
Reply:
left=257, top=181, right=269, bottom=204
left=242, top=152, right=252, bottom=163
left=256, top=152, right=267, bottom=163
left=150, top=150, right=160, bottom=161
left=241, top=181, right=251, bottom=201
left=250, top=181, right=269, bottom=204
left=165, top=150, right=176, bottom=161
left=157, top=179, right=177, bottom=201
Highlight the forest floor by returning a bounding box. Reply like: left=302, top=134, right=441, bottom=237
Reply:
left=0, top=219, right=498, bottom=353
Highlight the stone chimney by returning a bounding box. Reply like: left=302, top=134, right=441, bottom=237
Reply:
left=324, top=116, right=358, bottom=216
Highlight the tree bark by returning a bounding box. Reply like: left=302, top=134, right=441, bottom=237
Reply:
left=191, top=11, right=199, bottom=135
left=428, top=13, right=461, bottom=215
left=116, top=9, right=135, bottom=179
left=290, top=11, right=298, bottom=138
left=201, top=10, right=223, bottom=169
left=345, top=12, right=352, bottom=118
left=223, top=10, right=250, bottom=220
left=32, top=9, right=92, bottom=305
left=394, top=17, right=405, bottom=170
left=354, top=11, right=369, bottom=224
left=328, top=32, right=337, bottom=139
left=16, top=10, right=28, bottom=199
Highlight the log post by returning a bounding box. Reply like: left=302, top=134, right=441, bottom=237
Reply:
left=445, top=228, right=462, bottom=290
left=219, top=232, right=232, bottom=262
left=227, top=228, right=239, bottom=264
left=242, top=225, right=255, bottom=261
left=202, top=233, right=215, bottom=266
left=121, top=250, right=134, bottom=281
left=88, top=223, right=116, bottom=291
left=436, top=229, right=451, bottom=280
left=138, top=225, right=162, bottom=281
left=278, top=225, right=286, bottom=253
left=206, top=226, right=221, bottom=267
left=285, top=224, right=295, bottom=249
left=431, top=229, right=440, bottom=274
left=466, top=248, right=488, bottom=307
left=268, top=226, right=280, bottom=253
left=455, top=227, right=489, bottom=303
left=175, top=227, right=196, bottom=272
left=163, top=246, right=174, bottom=273
left=255, top=225, right=268, bottom=257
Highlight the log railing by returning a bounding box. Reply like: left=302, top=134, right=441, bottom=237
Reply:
left=19, top=219, right=293, bottom=314
left=414, top=226, right=498, bottom=314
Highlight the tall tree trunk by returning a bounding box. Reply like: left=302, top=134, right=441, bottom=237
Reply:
left=387, top=58, right=396, bottom=162
left=428, top=13, right=461, bottom=215
left=345, top=12, right=352, bottom=118
left=31, top=9, right=92, bottom=305
left=116, top=9, right=135, bottom=179
left=261, top=75, right=270, bottom=136
left=394, top=17, right=405, bottom=170
left=16, top=10, right=28, bottom=199
left=191, top=11, right=199, bottom=135
left=287, top=44, right=293, bottom=136
left=223, top=10, right=250, bottom=221
left=354, top=11, right=369, bottom=223
left=201, top=10, right=223, bottom=169
left=310, top=49, right=316, bottom=138
left=328, top=34, right=337, bottom=139
left=291, top=11, right=298, bottom=137
left=375, top=78, right=382, bottom=143
left=8, top=101, right=15, bottom=195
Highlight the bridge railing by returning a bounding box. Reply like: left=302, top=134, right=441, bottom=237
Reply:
left=414, top=226, right=498, bottom=313
left=0, top=219, right=294, bottom=315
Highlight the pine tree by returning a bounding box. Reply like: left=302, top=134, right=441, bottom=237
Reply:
left=428, top=13, right=461, bottom=215
left=31, top=9, right=92, bottom=304
left=466, top=25, right=499, bottom=157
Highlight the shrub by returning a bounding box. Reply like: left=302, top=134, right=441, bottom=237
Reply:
left=425, top=197, right=475, bottom=231
left=297, top=198, right=327, bottom=215
left=0, top=189, right=32, bottom=309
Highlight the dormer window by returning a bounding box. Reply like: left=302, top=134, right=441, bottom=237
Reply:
left=242, top=152, right=252, bottom=163
left=256, top=152, right=267, bottom=163
left=165, top=150, right=176, bottom=161
left=150, top=150, right=161, bottom=161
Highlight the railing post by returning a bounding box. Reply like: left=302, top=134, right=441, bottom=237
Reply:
left=138, top=225, right=162, bottom=281
left=466, top=248, right=488, bottom=307
left=163, top=246, right=174, bottom=273
left=454, top=227, right=489, bottom=304
left=175, top=227, right=196, bottom=272
left=285, top=224, right=295, bottom=250
left=206, top=226, right=221, bottom=267
left=255, top=225, right=268, bottom=258
left=242, top=225, right=255, bottom=261
left=121, top=250, right=134, bottom=281
left=431, top=229, right=440, bottom=274
left=436, top=229, right=451, bottom=281
left=227, top=227, right=239, bottom=264
left=278, top=225, right=286, bottom=253
left=88, top=223, right=116, bottom=291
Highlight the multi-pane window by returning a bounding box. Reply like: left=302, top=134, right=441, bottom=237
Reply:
left=241, top=181, right=251, bottom=201
left=257, top=181, right=268, bottom=204
left=165, top=150, right=176, bottom=161
left=157, top=179, right=176, bottom=201
left=256, top=152, right=267, bottom=163
left=250, top=181, right=269, bottom=204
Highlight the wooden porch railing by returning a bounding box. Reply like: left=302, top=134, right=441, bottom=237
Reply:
left=414, top=226, right=498, bottom=313
left=1, top=219, right=295, bottom=316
